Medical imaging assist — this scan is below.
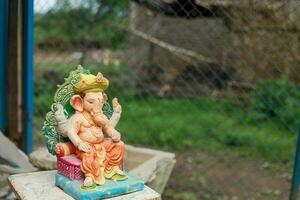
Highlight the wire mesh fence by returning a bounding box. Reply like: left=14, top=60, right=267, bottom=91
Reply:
left=34, top=0, right=300, bottom=199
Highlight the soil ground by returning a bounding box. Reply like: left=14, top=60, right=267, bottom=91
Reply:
left=163, top=150, right=291, bottom=200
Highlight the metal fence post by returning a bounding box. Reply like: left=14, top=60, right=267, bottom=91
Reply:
left=290, top=124, right=300, bottom=200
left=23, top=0, right=34, bottom=154
left=0, top=0, right=8, bottom=132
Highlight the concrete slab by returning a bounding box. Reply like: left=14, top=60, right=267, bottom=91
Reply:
left=8, top=170, right=161, bottom=200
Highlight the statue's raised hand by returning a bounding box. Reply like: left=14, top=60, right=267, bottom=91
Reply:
left=112, top=98, right=122, bottom=114
left=55, top=104, right=69, bottom=137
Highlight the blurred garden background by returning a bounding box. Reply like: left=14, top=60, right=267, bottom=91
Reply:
left=33, top=0, right=300, bottom=199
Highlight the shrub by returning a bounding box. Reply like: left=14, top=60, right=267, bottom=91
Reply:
left=250, top=76, right=300, bottom=132
left=35, top=0, right=128, bottom=50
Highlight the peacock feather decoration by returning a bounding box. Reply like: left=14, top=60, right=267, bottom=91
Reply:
left=43, top=65, right=113, bottom=155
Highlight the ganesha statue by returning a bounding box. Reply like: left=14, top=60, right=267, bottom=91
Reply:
left=43, top=66, right=144, bottom=199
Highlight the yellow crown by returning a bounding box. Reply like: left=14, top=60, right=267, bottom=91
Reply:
left=73, top=72, right=109, bottom=93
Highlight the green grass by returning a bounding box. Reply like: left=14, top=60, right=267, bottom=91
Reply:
left=34, top=92, right=296, bottom=166
left=117, top=97, right=296, bottom=165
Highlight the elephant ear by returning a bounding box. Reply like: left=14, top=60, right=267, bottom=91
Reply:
left=42, top=65, right=90, bottom=155
left=71, top=95, right=84, bottom=112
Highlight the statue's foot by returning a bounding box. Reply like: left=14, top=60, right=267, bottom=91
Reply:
left=81, top=177, right=97, bottom=190
left=111, top=173, right=128, bottom=181
left=83, top=177, right=93, bottom=187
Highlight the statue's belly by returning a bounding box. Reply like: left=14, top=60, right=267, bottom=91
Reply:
left=78, top=126, right=104, bottom=144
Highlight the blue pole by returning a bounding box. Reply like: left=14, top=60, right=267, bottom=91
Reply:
left=23, top=0, right=34, bottom=153
left=290, top=124, right=300, bottom=200
left=0, top=0, right=8, bottom=132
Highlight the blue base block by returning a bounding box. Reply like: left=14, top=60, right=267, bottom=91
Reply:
left=55, top=172, right=144, bottom=200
